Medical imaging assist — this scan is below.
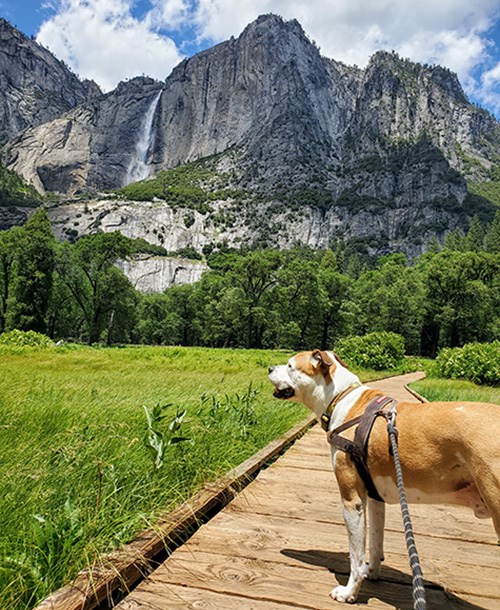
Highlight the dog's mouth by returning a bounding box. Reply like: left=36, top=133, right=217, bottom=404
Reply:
left=273, top=386, right=295, bottom=399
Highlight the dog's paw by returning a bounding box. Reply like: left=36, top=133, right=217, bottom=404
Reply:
left=330, top=585, right=357, bottom=603
left=365, top=563, right=381, bottom=581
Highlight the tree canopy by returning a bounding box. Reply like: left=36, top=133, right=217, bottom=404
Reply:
left=0, top=211, right=498, bottom=354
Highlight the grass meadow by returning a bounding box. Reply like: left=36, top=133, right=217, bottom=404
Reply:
left=0, top=344, right=308, bottom=609
left=410, top=377, right=500, bottom=404
left=1, top=344, right=497, bottom=609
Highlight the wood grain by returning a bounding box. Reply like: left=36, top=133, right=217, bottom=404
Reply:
left=37, top=372, right=500, bottom=610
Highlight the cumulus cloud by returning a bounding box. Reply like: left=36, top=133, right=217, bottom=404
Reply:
left=477, top=61, right=500, bottom=115
left=36, top=0, right=500, bottom=116
left=183, top=0, right=500, bottom=116
left=36, top=0, right=184, bottom=91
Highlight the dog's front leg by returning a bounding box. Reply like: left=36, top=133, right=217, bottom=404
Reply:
left=331, top=497, right=368, bottom=603
left=367, top=499, right=385, bottom=579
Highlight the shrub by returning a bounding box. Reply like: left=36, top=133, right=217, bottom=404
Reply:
left=434, top=341, right=499, bottom=385
left=336, top=331, right=405, bottom=370
left=0, top=330, right=54, bottom=348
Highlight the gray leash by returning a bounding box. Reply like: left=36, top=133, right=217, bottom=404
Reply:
left=386, top=407, right=427, bottom=610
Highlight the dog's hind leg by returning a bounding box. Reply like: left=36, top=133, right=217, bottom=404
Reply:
left=330, top=495, right=368, bottom=603
left=474, top=469, right=500, bottom=542
left=367, top=499, right=385, bottom=580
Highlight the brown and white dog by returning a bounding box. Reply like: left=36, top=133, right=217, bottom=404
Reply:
left=268, top=349, right=500, bottom=603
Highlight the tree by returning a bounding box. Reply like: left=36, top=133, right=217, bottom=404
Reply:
left=271, top=250, right=320, bottom=349
left=443, top=228, right=465, bottom=251
left=352, top=254, right=425, bottom=354
left=136, top=285, right=195, bottom=345
left=420, top=251, right=499, bottom=355
left=484, top=210, right=500, bottom=253
left=57, top=232, right=134, bottom=343
left=0, top=227, right=21, bottom=333
left=465, top=216, right=485, bottom=251
left=230, top=251, right=282, bottom=348
left=6, top=209, right=55, bottom=333
left=317, top=262, right=351, bottom=349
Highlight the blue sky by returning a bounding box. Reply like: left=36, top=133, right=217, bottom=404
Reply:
left=1, top=0, right=499, bottom=118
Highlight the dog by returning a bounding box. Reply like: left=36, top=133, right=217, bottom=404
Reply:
left=268, top=349, right=500, bottom=603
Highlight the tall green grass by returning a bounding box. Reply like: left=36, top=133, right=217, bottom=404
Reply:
left=0, top=344, right=425, bottom=608
left=410, top=377, right=500, bottom=404
left=0, top=345, right=309, bottom=609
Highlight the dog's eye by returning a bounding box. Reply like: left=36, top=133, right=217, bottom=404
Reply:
left=287, top=363, right=292, bottom=368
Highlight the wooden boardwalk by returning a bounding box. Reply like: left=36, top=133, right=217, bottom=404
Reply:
left=117, top=373, right=500, bottom=610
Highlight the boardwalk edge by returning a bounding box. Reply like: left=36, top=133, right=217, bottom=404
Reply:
left=33, top=413, right=316, bottom=610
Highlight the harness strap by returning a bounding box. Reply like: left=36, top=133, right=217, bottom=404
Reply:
left=328, top=395, right=396, bottom=503
left=320, top=382, right=361, bottom=431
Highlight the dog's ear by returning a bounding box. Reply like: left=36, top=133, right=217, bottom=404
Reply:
left=311, top=349, right=334, bottom=370
left=334, top=353, right=348, bottom=368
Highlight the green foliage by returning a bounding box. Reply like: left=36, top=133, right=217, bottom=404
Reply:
left=4, top=209, right=55, bottom=334
left=143, top=403, right=189, bottom=470
left=127, top=237, right=168, bottom=256
left=351, top=254, right=425, bottom=354
left=484, top=210, right=500, bottom=252
left=0, top=164, right=41, bottom=208
left=117, top=158, right=237, bottom=212
left=56, top=232, right=137, bottom=344
left=463, top=192, right=497, bottom=224
left=198, top=383, right=259, bottom=441
left=418, top=250, right=499, bottom=355
left=175, top=246, right=203, bottom=260
left=0, top=345, right=307, bottom=609
left=433, top=341, right=500, bottom=385
left=0, top=329, right=54, bottom=348
left=468, top=180, right=500, bottom=208
left=336, top=331, right=406, bottom=370
left=410, top=377, right=499, bottom=404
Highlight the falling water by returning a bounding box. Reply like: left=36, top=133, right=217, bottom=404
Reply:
left=125, top=91, right=162, bottom=185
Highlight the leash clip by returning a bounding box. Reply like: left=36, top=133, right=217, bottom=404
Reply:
left=386, top=405, right=398, bottom=438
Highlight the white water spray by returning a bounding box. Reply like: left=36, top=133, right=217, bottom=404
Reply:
left=125, top=91, right=162, bottom=185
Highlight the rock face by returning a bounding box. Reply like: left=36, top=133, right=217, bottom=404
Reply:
left=1, top=14, right=499, bottom=265
left=117, top=255, right=207, bottom=293
left=0, top=18, right=101, bottom=146
left=4, top=15, right=497, bottom=193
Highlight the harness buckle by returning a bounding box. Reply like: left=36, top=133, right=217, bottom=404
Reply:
left=320, top=412, right=330, bottom=431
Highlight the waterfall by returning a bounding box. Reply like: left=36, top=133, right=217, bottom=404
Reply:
left=125, top=91, right=162, bottom=185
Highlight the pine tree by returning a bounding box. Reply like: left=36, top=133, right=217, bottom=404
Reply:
left=484, top=210, right=500, bottom=253
left=465, top=215, right=485, bottom=251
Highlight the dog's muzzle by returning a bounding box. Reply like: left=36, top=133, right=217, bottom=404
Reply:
left=273, top=386, right=295, bottom=399
left=268, top=366, right=295, bottom=399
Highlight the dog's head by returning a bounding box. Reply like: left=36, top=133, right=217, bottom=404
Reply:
left=268, top=349, right=337, bottom=402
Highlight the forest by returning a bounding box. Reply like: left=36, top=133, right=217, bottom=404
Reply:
left=0, top=208, right=498, bottom=357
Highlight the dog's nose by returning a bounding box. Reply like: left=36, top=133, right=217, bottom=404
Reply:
left=268, top=366, right=275, bottom=374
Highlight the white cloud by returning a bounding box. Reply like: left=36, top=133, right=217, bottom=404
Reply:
left=477, top=61, right=500, bottom=115
left=35, top=0, right=500, bottom=116
left=36, top=0, right=184, bottom=91
left=180, top=0, right=500, bottom=115
left=146, top=0, right=191, bottom=30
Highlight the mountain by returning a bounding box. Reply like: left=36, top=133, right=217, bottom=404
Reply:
left=1, top=14, right=499, bottom=260
left=0, top=18, right=101, bottom=147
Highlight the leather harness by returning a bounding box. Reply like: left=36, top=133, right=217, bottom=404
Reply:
left=322, top=394, right=397, bottom=503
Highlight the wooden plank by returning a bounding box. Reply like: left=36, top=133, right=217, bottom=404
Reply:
left=36, top=371, right=500, bottom=610
left=241, top=463, right=497, bottom=543
left=128, top=549, right=498, bottom=610
left=165, top=511, right=500, bottom=596
left=33, top=415, right=316, bottom=610
left=117, top=583, right=313, bottom=609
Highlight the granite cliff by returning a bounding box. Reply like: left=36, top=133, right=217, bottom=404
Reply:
left=1, top=14, right=499, bottom=266
left=0, top=18, right=101, bottom=146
